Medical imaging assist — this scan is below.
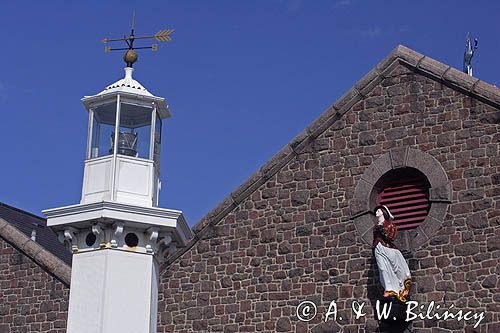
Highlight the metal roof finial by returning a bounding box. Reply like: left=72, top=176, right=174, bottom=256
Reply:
left=463, top=33, right=478, bottom=76
left=101, top=13, right=175, bottom=68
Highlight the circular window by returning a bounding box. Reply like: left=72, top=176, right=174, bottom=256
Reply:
left=85, top=232, right=97, bottom=247
left=374, top=168, right=431, bottom=231
left=351, top=148, right=451, bottom=250
left=125, top=233, right=139, bottom=247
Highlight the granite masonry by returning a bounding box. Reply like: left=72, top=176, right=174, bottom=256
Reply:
left=157, top=46, right=500, bottom=333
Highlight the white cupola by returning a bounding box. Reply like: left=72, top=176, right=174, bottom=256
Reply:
left=43, top=43, right=192, bottom=332
left=80, top=66, right=168, bottom=207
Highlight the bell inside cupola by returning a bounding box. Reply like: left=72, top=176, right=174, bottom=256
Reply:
left=88, top=93, right=161, bottom=162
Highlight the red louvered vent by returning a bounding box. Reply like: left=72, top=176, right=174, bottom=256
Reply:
left=376, top=169, right=431, bottom=231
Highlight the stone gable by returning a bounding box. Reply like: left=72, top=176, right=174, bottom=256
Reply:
left=0, top=238, right=69, bottom=333
left=157, top=47, right=500, bottom=332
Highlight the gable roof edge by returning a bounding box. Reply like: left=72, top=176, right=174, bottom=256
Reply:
left=0, top=217, right=71, bottom=286
left=395, top=45, right=500, bottom=108
left=161, top=44, right=500, bottom=270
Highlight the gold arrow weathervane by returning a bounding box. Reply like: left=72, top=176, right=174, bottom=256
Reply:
left=102, top=13, right=174, bottom=67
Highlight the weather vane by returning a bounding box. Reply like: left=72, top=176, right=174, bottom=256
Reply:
left=102, top=12, right=174, bottom=67
left=463, top=32, right=478, bottom=76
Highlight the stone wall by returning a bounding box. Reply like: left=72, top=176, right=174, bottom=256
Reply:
left=0, top=238, right=69, bottom=333
left=157, top=60, right=499, bottom=333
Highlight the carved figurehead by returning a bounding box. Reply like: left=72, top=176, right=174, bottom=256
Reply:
left=373, top=205, right=411, bottom=303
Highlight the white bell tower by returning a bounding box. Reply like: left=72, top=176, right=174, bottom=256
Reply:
left=43, top=29, right=191, bottom=333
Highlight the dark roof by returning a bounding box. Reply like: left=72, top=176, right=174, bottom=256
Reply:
left=161, top=44, right=500, bottom=270
left=0, top=202, right=72, bottom=267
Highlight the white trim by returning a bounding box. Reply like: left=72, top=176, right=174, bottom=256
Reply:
left=86, top=109, right=94, bottom=160
left=149, top=104, right=156, bottom=161
left=82, top=92, right=170, bottom=119
left=111, top=95, right=121, bottom=201
left=84, top=153, right=153, bottom=164
left=84, top=154, right=113, bottom=163
left=94, top=121, right=101, bottom=159
left=150, top=107, right=158, bottom=208
left=44, top=201, right=192, bottom=246
left=44, top=200, right=183, bottom=219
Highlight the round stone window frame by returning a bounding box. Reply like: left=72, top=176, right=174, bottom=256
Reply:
left=350, top=147, right=451, bottom=252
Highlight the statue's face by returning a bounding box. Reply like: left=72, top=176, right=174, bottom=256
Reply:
left=375, top=208, right=384, bottom=218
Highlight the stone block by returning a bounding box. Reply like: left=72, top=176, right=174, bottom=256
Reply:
left=352, top=214, right=373, bottom=240
left=289, top=128, right=310, bottom=152
left=479, top=111, right=500, bottom=124
left=276, top=318, right=291, bottom=332
left=360, top=163, right=384, bottom=187
left=365, top=96, right=384, bottom=108
left=487, top=237, right=500, bottom=251
left=459, top=189, right=484, bottom=202
left=420, top=216, right=443, bottom=241
left=428, top=202, right=448, bottom=223
left=372, top=153, right=392, bottom=175
left=353, top=179, right=374, bottom=205
left=416, top=276, right=435, bottom=293
left=410, top=228, right=429, bottom=251
left=455, top=243, right=480, bottom=256
left=381, top=58, right=405, bottom=78
left=204, top=195, right=236, bottom=226
left=359, top=131, right=376, bottom=146
left=291, top=190, right=309, bottom=206
left=259, top=144, right=294, bottom=179
left=466, top=212, right=488, bottom=229
left=389, top=147, right=408, bottom=169
left=349, top=198, right=369, bottom=218
left=309, top=236, right=325, bottom=250
left=385, top=127, right=407, bottom=140
left=320, top=153, right=341, bottom=168
left=307, top=106, right=341, bottom=139
left=429, top=183, right=452, bottom=202
left=360, top=227, right=373, bottom=246
left=395, top=45, right=424, bottom=67
left=357, top=68, right=384, bottom=96
left=334, top=87, right=361, bottom=114
left=338, top=232, right=356, bottom=247
left=418, top=56, right=450, bottom=79
left=481, top=275, right=497, bottom=289
left=394, top=231, right=410, bottom=252
left=406, top=149, right=448, bottom=187
left=436, top=132, right=455, bottom=147
left=473, top=80, right=500, bottom=106
left=230, top=170, right=263, bottom=204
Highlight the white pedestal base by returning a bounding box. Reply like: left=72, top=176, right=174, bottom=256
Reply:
left=67, top=249, right=158, bottom=333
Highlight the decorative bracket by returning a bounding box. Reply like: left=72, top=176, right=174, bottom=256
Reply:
left=168, top=243, right=177, bottom=256
left=157, top=234, right=175, bottom=262
left=63, top=227, right=79, bottom=253
left=92, top=224, right=105, bottom=248
left=111, top=222, right=124, bottom=248
left=145, top=228, right=159, bottom=254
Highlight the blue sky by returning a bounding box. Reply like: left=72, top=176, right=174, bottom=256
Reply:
left=1, top=1, right=499, bottom=226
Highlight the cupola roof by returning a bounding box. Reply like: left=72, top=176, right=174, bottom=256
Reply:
left=97, top=67, right=153, bottom=97
left=82, top=66, right=171, bottom=118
